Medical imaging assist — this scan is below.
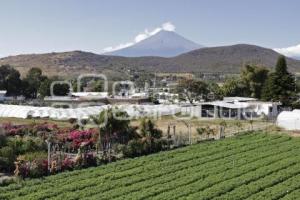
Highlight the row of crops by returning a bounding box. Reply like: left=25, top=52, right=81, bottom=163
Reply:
left=1, top=132, right=300, bottom=199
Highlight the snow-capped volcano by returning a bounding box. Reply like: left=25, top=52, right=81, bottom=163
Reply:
left=105, top=30, right=203, bottom=57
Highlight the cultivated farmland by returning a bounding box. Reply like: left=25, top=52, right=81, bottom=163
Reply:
left=1, top=132, right=300, bottom=200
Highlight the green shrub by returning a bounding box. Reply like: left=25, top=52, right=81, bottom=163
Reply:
left=0, top=134, right=7, bottom=148
left=20, top=151, right=47, bottom=162
left=7, top=136, right=46, bottom=155
left=0, top=146, right=16, bottom=171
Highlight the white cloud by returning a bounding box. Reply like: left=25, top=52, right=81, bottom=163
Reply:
left=162, top=22, right=176, bottom=31
left=102, top=42, right=134, bottom=53
left=102, top=22, right=176, bottom=53
left=274, top=44, right=300, bottom=59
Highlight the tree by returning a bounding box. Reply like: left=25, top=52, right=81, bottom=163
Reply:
left=261, top=56, right=296, bottom=106
left=140, top=118, right=162, bottom=139
left=176, top=79, right=209, bottom=103
left=52, top=83, right=70, bottom=96
left=221, top=77, right=248, bottom=97
left=38, top=78, right=51, bottom=98
left=38, top=78, right=70, bottom=98
left=22, top=68, right=47, bottom=98
left=0, top=65, right=22, bottom=96
left=139, top=118, right=163, bottom=153
left=90, top=108, right=138, bottom=161
left=206, top=82, right=223, bottom=101
left=241, top=65, right=269, bottom=98
left=90, top=80, right=103, bottom=92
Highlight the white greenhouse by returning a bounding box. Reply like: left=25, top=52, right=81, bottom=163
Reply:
left=277, top=110, right=300, bottom=130
left=0, top=104, right=181, bottom=120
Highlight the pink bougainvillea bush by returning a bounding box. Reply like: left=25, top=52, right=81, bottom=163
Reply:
left=2, top=122, right=59, bottom=137
left=1, top=122, right=101, bottom=179
left=2, top=123, right=28, bottom=136
left=68, top=129, right=98, bottom=149
left=2, top=122, right=99, bottom=151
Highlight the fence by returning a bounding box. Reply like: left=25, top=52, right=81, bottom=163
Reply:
left=168, top=119, right=274, bottom=147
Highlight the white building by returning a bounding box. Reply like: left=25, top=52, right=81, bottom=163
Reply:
left=130, top=92, right=148, bottom=98
left=71, top=92, right=109, bottom=98
left=154, top=92, right=179, bottom=104
left=180, top=97, right=281, bottom=120
left=225, top=97, right=280, bottom=119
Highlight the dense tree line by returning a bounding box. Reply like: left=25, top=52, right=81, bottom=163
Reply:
left=0, top=65, right=70, bottom=99
left=177, top=56, right=298, bottom=107
left=0, top=65, right=22, bottom=96
left=1, top=55, right=297, bottom=107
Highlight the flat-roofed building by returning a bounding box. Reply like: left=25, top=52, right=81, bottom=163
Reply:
left=180, top=97, right=281, bottom=120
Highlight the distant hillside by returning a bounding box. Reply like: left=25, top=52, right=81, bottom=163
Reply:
left=0, top=51, right=131, bottom=78
left=170, top=44, right=300, bottom=73
left=106, top=30, right=202, bottom=57
left=1, top=44, right=300, bottom=77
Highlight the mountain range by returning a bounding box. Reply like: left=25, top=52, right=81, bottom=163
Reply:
left=1, top=30, right=300, bottom=77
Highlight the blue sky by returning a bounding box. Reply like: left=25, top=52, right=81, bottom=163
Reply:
left=0, top=0, right=300, bottom=57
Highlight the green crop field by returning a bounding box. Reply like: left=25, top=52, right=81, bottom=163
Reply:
left=1, top=132, right=300, bottom=200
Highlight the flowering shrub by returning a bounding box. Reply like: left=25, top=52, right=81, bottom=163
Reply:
left=2, top=122, right=59, bottom=137
left=34, top=123, right=58, bottom=132
left=15, top=154, right=77, bottom=178
left=2, top=123, right=27, bottom=136
left=1, top=118, right=167, bottom=181
left=62, top=157, right=75, bottom=171
left=68, top=129, right=98, bottom=149
left=1, top=122, right=101, bottom=179
left=16, top=158, right=48, bottom=178
left=2, top=122, right=99, bottom=152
